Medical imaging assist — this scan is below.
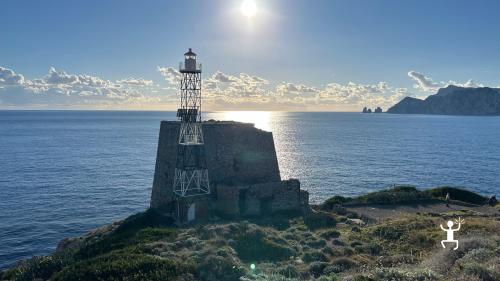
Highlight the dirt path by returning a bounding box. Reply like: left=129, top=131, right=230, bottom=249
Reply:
left=346, top=201, right=499, bottom=221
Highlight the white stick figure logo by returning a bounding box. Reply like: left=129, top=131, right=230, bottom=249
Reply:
left=440, top=217, right=464, bottom=250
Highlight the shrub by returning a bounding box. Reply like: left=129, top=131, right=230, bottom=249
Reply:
left=302, top=251, right=328, bottom=262
left=320, top=230, right=340, bottom=240
left=329, top=257, right=359, bottom=273
left=458, top=248, right=495, bottom=263
left=354, top=242, right=382, bottom=255
left=350, top=241, right=363, bottom=247
left=304, top=211, right=337, bottom=230
left=307, top=239, right=327, bottom=249
left=462, top=262, right=498, bottom=281
left=309, top=261, right=328, bottom=277
left=75, top=227, right=176, bottom=259
left=51, top=253, right=194, bottom=281
left=355, top=186, right=431, bottom=204
left=116, top=208, right=175, bottom=234
left=197, top=254, right=244, bottom=281
left=331, top=239, right=345, bottom=246
left=323, top=196, right=352, bottom=208
left=235, top=228, right=295, bottom=262
left=424, top=187, right=487, bottom=205
left=278, top=264, right=300, bottom=278
left=1, top=255, right=71, bottom=281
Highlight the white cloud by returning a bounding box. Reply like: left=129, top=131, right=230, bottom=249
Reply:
left=0, top=66, right=170, bottom=109
left=2, top=65, right=490, bottom=111
left=211, top=71, right=237, bottom=83
left=408, top=71, right=483, bottom=92
left=276, top=83, right=319, bottom=96
left=408, top=71, right=440, bottom=92
left=0, top=67, right=25, bottom=85
left=157, top=66, right=181, bottom=84
left=116, top=78, right=153, bottom=86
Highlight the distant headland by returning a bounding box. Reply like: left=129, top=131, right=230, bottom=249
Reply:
left=387, top=85, right=500, bottom=115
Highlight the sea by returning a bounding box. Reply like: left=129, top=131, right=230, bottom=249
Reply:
left=1, top=110, right=500, bottom=269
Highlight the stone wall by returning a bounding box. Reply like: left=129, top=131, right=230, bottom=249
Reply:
left=214, top=179, right=305, bottom=217
left=151, top=121, right=281, bottom=209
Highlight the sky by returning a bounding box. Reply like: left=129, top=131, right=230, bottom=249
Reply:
left=1, top=0, right=499, bottom=111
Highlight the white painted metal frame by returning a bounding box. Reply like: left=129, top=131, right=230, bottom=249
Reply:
left=179, top=122, right=204, bottom=145
left=173, top=168, right=210, bottom=197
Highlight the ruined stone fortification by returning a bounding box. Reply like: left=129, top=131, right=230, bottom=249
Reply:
left=150, top=121, right=308, bottom=220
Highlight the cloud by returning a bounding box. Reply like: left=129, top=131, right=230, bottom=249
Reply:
left=276, top=83, right=319, bottom=96
left=407, top=71, right=441, bottom=92
left=198, top=70, right=403, bottom=111
left=157, top=66, right=181, bottom=84
left=2, top=65, right=490, bottom=111
left=211, top=71, right=237, bottom=83
left=116, top=78, right=154, bottom=86
left=0, top=67, right=25, bottom=85
left=0, top=66, right=170, bottom=109
left=408, top=71, right=483, bottom=92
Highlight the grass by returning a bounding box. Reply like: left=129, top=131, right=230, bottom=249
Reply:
left=423, top=186, right=487, bottom=205
left=2, top=187, right=498, bottom=281
left=235, top=226, right=295, bottom=262
left=322, top=185, right=489, bottom=207
left=51, top=253, right=194, bottom=281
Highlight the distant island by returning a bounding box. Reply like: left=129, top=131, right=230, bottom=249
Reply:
left=387, top=85, right=500, bottom=115
left=362, top=106, right=383, bottom=113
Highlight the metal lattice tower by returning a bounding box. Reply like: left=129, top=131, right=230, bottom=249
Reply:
left=173, top=48, right=210, bottom=197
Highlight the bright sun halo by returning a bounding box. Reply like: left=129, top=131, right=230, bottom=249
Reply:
left=241, top=0, right=257, bottom=18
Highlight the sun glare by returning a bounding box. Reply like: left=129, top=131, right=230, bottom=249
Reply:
left=241, top=0, right=258, bottom=18
left=219, top=111, right=271, bottom=131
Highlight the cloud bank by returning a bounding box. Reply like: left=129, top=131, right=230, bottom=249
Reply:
left=0, top=65, right=483, bottom=111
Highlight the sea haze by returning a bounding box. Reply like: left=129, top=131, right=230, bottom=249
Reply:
left=1, top=110, right=499, bottom=269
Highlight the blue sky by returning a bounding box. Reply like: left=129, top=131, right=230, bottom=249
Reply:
left=1, top=0, right=499, bottom=110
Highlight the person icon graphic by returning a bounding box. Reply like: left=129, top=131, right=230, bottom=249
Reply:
left=440, top=217, right=464, bottom=250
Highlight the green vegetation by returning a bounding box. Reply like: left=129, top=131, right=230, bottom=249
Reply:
left=304, top=210, right=337, bottom=230
left=235, top=225, right=295, bottom=262
left=52, top=253, right=194, bottom=281
left=423, top=186, right=487, bottom=205
left=2, top=187, right=498, bottom=281
left=355, top=185, right=431, bottom=204
left=322, top=185, right=490, bottom=207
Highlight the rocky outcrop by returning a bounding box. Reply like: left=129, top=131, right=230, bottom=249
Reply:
left=387, top=85, right=500, bottom=115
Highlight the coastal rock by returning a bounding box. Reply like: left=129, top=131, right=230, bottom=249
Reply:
left=56, top=221, right=121, bottom=252
left=374, top=107, right=383, bottom=113
left=346, top=218, right=365, bottom=226
left=387, top=85, right=500, bottom=115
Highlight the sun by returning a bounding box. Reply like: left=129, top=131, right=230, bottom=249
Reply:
left=241, top=0, right=257, bottom=18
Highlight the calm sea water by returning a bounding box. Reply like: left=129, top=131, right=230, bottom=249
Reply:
left=1, top=110, right=500, bottom=269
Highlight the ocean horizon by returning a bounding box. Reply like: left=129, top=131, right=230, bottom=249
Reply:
left=1, top=110, right=500, bottom=269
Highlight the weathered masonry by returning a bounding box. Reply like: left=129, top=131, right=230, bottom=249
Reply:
left=150, top=121, right=309, bottom=222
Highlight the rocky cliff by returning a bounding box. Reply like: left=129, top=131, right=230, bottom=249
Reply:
left=387, top=85, right=500, bottom=115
